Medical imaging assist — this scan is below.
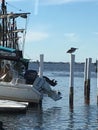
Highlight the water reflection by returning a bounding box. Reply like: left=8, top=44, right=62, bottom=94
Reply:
left=1, top=102, right=98, bottom=129
left=21, top=106, right=61, bottom=130
left=0, top=103, right=62, bottom=130
left=41, top=106, right=62, bottom=130
left=83, top=105, right=98, bottom=130
left=83, top=105, right=91, bottom=129
left=68, top=108, right=74, bottom=130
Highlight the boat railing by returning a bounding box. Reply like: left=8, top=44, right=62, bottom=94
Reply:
left=10, top=78, right=26, bottom=85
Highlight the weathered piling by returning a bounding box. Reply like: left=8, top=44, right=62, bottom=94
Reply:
left=84, top=58, right=92, bottom=104
left=39, top=54, right=44, bottom=78
left=84, top=58, right=88, bottom=97
left=96, top=60, right=98, bottom=105
left=39, top=54, right=44, bottom=107
left=69, top=54, right=75, bottom=109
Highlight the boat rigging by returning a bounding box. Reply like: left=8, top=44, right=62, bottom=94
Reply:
left=0, top=0, right=62, bottom=104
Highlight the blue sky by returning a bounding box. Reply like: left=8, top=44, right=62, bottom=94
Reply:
left=3, top=0, right=98, bottom=62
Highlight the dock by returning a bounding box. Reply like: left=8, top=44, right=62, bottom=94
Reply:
left=0, top=100, right=28, bottom=113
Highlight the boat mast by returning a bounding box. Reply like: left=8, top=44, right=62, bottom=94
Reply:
left=1, top=0, right=5, bottom=15
left=1, top=0, right=7, bottom=47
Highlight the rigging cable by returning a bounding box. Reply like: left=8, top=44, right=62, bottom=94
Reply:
left=5, top=2, right=30, bottom=57
left=6, top=2, right=24, bottom=12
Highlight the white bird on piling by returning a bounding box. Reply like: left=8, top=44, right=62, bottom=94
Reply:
left=66, top=47, right=78, bottom=54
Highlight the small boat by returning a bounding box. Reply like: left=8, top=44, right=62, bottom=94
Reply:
left=0, top=0, right=62, bottom=104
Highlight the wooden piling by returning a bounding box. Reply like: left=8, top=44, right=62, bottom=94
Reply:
left=69, top=54, right=75, bottom=109
left=39, top=54, right=44, bottom=78
left=84, top=58, right=88, bottom=97
left=38, top=54, right=44, bottom=106
left=96, top=60, right=98, bottom=105
left=84, top=58, right=92, bottom=104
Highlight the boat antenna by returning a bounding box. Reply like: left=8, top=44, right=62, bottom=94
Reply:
left=22, top=15, right=30, bottom=57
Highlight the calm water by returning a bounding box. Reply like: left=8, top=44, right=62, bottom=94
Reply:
left=0, top=69, right=98, bottom=130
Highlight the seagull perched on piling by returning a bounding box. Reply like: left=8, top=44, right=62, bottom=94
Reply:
left=66, top=47, right=78, bottom=54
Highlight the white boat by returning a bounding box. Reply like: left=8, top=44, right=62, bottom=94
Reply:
left=0, top=79, right=42, bottom=103
left=0, top=76, right=62, bottom=103
left=0, top=0, right=62, bottom=104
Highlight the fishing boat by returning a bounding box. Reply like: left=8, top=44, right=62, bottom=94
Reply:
left=0, top=0, right=62, bottom=104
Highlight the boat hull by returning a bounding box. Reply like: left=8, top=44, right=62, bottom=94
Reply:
left=0, top=82, right=42, bottom=103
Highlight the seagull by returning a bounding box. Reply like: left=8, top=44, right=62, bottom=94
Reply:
left=66, top=47, right=78, bottom=54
